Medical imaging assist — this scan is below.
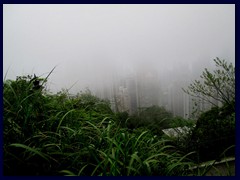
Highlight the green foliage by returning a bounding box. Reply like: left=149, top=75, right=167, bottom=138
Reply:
left=181, top=58, right=235, bottom=163
left=4, top=72, right=234, bottom=176
left=3, top=75, right=47, bottom=144
left=126, top=106, right=173, bottom=133
left=115, top=111, right=129, bottom=127
left=169, top=116, right=195, bottom=128
left=3, top=74, right=201, bottom=176
left=162, top=117, right=196, bottom=156
left=75, top=89, right=113, bottom=114
left=183, top=57, right=235, bottom=109
left=187, top=104, right=235, bottom=162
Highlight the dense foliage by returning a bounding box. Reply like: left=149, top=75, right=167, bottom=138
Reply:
left=3, top=57, right=235, bottom=176
left=3, top=75, right=195, bottom=176
left=182, top=58, right=235, bottom=163
left=125, top=106, right=173, bottom=135
left=187, top=104, right=235, bottom=163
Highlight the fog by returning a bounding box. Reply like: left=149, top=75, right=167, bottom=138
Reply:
left=3, top=4, right=235, bottom=117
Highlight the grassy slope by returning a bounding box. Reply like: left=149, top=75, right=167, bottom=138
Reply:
left=3, top=76, right=234, bottom=176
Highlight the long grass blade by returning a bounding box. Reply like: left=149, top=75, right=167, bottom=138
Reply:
left=56, top=109, right=75, bottom=133
left=9, top=143, right=50, bottom=162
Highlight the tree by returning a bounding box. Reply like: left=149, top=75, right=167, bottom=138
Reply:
left=183, top=57, right=235, bottom=110
left=182, top=58, right=235, bottom=162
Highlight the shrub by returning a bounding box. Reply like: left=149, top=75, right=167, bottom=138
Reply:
left=126, top=106, right=173, bottom=135
left=187, top=103, right=235, bottom=162
left=168, top=116, right=195, bottom=128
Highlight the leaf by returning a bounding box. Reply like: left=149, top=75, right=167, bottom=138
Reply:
left=56, top=109, right=75, bottom=133
left=59, top=170, right=76, bottom=176
left=9, top=143, right=50, bottom=162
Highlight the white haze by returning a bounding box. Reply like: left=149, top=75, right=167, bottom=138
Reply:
left=3, top=4, right=235, bottom=95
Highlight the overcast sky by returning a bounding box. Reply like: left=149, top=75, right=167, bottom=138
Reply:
left=3, top=4, right=235, bottom=94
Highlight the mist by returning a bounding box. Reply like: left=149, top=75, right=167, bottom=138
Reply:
left=3, top=4, right=235, bottom=117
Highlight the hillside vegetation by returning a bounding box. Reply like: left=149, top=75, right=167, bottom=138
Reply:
left=3, top=58, right=235, bottom=176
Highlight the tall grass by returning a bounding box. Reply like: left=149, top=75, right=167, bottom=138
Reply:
left=3, top=74, right=233, bottom=176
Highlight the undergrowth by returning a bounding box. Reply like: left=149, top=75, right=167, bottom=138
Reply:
left=3, top=74, right=234, bottom=176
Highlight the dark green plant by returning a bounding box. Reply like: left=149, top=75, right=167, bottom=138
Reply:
left=126, top=106, right=173, bottom=135
left=187, top=104, right=235, bottom=163
left=168, top=116, right=195, bottom=128
left=3, top=75, right=47, bottom=143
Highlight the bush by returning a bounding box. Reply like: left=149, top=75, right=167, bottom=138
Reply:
left=3, top=75, right=47, bottom=143
left=187, top=103, right=235, bottom=162
left=168, top=116, right=195, bottom=128
left=125, top=106, right=173, bottom=135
